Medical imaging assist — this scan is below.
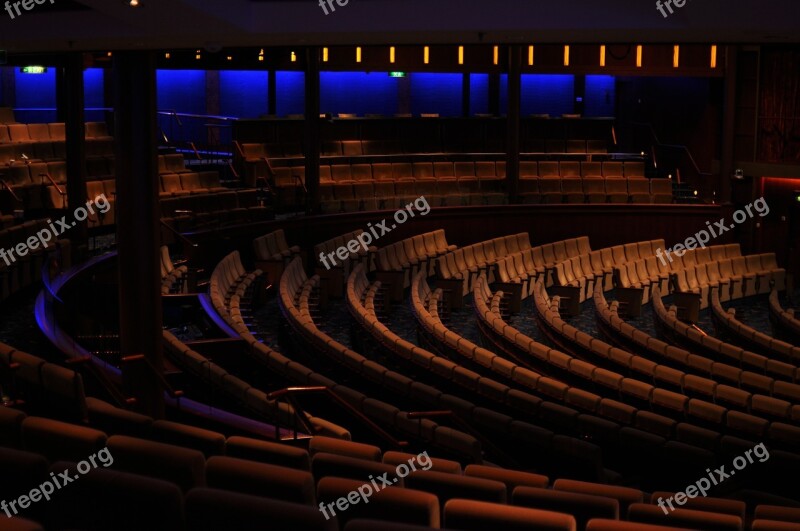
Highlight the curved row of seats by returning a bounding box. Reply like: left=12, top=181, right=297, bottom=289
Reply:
left=242, top=137, right=613, bottom=161
left=436, top=232, right=534, bottom=296
left=711, top=289, right=800, bottom=364
left=314, top=229, right=377, bottom=283
left=593, top=285, right=800, bottom=437
left=0, top=121, right=111, bottom=163
left=0, top=219, right=71, bottom=302
left=474, top=275, right=800, bottom=498
left=650, top=287, right=800, bottom=388
left=519, top=176, right=672, bottom=205
left=276, top=256, right=483, bottom=461
left=159, top=171, right=227, bottom=198
left=161, top=245, right=187, bottom=295
left=348, top=263, right=624, bottom=480
left=377, top=229, right=455, bottom=288
left=209, top=251, right=263, bottom=314
left=160, top=190, right=270, bottom=235
left=319, top=178, right=506, bottom=214
left=11, top=402, right=798, bottom=530
left=412, top=270, right=676, bottom=480
left=253, top=228, right=300, bottom=263
left=162, top=330, right=299, bottom=430
left=769, top=290, right=800, bottom=345
left=547, top=239, right=663, bottom=303
left=479, top=276, right=781, bottom=451
left=529, top=280, right=800, bottom=455
left=618, top=246, right=784, bottom=307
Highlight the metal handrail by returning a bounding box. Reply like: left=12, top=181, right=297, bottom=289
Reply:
left=0, top=179, right=21, bottom=202
left=268, top=386, right=408, bottom=449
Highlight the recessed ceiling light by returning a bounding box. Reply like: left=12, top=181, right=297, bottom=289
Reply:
left=129, top=0, right=140, bottom=7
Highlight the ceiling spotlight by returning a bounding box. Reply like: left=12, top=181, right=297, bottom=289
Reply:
left=129, top=0, right=140, bottom=6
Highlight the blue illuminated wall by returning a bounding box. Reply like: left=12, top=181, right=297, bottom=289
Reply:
left=156, top=69, right=207, bottom=143
left=15, top=68, right=56, bottom=123
left=521, top=74, right=574, bottom=117
left=410, top=73, right=462, bottom=117
left=8, top=67, right=104, bottom=123
left=320, top=72, right=399, bottom=116
left=276, top=71, right=305, bottom=116
left=219, top=71, right=268, bottom=118
left=585, top=75, right=615, bottom=117
left=470, top=74, right=489, bottom=115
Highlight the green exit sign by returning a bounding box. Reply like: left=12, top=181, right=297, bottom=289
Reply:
left=388, top=71, right=407, bottom=78
left=20, top=66, right=47, bottom=74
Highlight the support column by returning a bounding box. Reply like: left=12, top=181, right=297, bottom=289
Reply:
left=113, top=51, right=165, bottom=418
left=506, top=46, right=522, bottom=203
left=63, top=53, right=88, bottom=259
left=719, top=45, right=738, bottom=204
left=268, top=70, right=277, bottom=116
left=488, top=73, right=500, bottom=116
left=304, top=47, right=321, bottom=215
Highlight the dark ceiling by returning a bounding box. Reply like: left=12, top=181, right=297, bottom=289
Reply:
left=0, top=0, right=798, bottom=53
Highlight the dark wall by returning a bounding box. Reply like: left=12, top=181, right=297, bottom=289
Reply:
left=615, top=76, right=721, bottom=173
left=757, top=47, right=800, bottom=164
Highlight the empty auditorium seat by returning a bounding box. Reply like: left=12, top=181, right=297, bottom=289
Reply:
left=205, top=455, right=316, bottom=504
left=45, top=461, right=183, bottom=531
left=627, top=503, right=743, bottom=531
left=21, top=417, right=107, bottom=463
left=317, top=477, right=439, bottom=528
left=513, top=486, right=619, bottom=529
left=185, top=488, right=337, bottom=531
left=444, top=499, right=577, bottom=531
left=107, top=435, right=206, bottom=492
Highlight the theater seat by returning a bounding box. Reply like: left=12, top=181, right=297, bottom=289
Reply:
left=205, top=456, right=316, bottom=505
left=21, top=417, right=107, bottom=463
left=0, top=518, right=44, bottom=531
left=309, top=435, right=382, bottom=461
left=151, top=419, right=226, bottom=457
left=404, top=470, right=507, bottom=508
left=47, top=462, right=184, bottom=531
left=586, top=520, right=696, bottom=530
left=107, top=435, right=206, bottom=492
left=344, top=519, right=440, bottom=531
left=317, top=477, right=440, bottom=528
left=513, top=486, right=619, bottom=530
left=185, top=488, right=338, bottom=531
left=444, top=499, right=577, bottom=531
left=627, top=503, right=743, bottom=531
